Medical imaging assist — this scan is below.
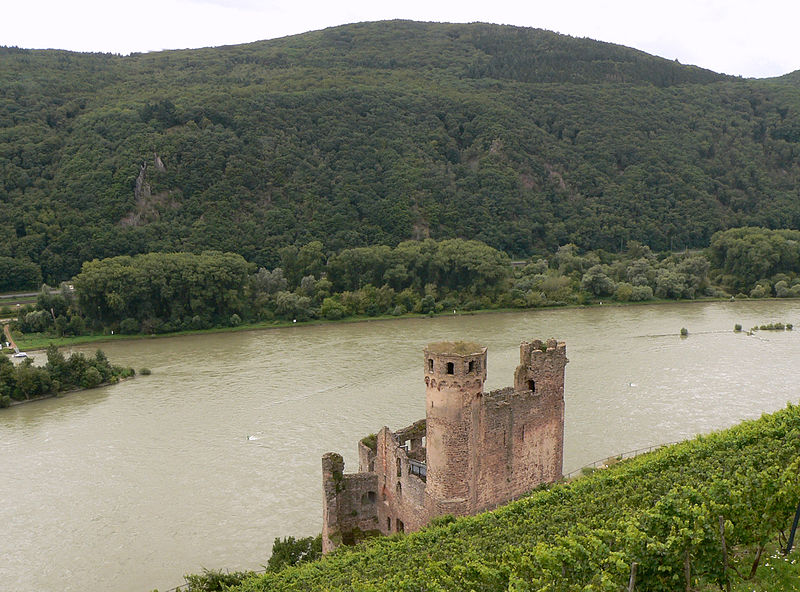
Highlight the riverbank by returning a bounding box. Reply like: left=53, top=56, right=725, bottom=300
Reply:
left=11, top=296, right=749, bottom=351
left=3, top=375, right=137, bottom=408
left=0, top=345, right=137, bottom=408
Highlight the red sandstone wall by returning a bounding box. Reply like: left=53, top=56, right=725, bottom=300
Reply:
left=374, top=427, right=428, bottom=535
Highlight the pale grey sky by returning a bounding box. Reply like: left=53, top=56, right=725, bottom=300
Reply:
left=3, top=0, right=798, bottom=78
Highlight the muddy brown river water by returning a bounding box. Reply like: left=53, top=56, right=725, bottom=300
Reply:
left=2, top=300, right=800, bottom=591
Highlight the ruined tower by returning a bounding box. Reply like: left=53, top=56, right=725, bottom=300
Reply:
left=423, top=341, right=487, bottom=517
left=321, top=338, right=567, bottom=552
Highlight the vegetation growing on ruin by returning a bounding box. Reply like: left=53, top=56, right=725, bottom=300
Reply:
left=216, top=403, right=800, bottom=591
left=4, top=21, right=800, bottom=290
left=0, top=345, right=134, bottom=407
left=425, top=341, right=484, bottom=355
left=360, top=434, right=377, bottom=452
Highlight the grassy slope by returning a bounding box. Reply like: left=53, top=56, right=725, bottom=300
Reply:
left=229, top=403, right=800, bottom=591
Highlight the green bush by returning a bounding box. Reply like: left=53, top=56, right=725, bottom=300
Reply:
left=119, top=317, right=140, bottom=334
left=81, top=366, right=102, bottom=388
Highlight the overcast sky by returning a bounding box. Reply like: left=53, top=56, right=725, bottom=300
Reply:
left=3, top=0, right=798, bottom=78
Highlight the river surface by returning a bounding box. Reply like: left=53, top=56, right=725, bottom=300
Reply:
left=2, top=300, right=800, bottom=592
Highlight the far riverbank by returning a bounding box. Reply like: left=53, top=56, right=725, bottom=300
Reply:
left=10, top=295, right=752, bottom=352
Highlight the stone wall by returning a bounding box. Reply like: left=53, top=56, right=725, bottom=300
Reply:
left=321, top=453, right=380, bottom=553
left=374, top=426, right=428, bottom=536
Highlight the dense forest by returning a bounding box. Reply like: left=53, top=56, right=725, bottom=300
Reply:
left=4, top=21, right=800, bottom=286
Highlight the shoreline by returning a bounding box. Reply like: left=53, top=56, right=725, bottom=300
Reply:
left=3, top=376, right=136, bottom=409
left=9, top=295, right=793, bottom=352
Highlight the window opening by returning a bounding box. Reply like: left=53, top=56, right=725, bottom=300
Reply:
left=387, top=517, right=391, bottom=531
left=397, top=519, right=405, bottom=533
left=428, top=358, right=434, bottom=372
left=396, top=481, right=402, bottom=496
left=528, top=379, right=536, bottom=393
left=396, top=458, right=402, bottom=477
left=468, top=360, right=475, bottom=373
left=446, top=362, right=454, bottom=374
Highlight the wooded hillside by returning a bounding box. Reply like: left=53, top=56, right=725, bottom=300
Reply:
left=3, top=20, right=800, bottom=284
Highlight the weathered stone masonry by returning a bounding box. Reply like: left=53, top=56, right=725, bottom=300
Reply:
left=322, top=339, right=567, bottom=553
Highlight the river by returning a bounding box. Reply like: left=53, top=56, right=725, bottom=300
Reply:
left=2, top=300, right=799, bottom=591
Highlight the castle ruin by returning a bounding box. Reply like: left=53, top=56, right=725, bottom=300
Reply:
left=321, top=338, right=567, bottom=552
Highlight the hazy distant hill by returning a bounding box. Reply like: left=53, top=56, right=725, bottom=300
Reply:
left=3, top=20, right=800, bottom=282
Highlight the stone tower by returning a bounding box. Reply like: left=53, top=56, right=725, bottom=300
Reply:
left=423, top=341, right=487, bottom=517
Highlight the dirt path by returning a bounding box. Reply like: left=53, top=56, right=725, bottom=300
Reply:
left=3, top=324, right=18, bottom=352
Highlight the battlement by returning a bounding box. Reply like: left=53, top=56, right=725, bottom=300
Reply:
left=515, top=338, right=568, bottom=394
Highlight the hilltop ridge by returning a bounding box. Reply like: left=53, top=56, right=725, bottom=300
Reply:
left=3, top=20, right=800, bottom=283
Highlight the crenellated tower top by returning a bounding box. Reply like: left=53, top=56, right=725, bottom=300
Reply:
left=514, top=338, right=568, bottom=396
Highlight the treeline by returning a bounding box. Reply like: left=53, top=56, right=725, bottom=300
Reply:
left=0, top=345, right=134, bottom=407
left=10, top=229, right=800, bottom=339
left=73, top=251, right=250, bottom=333
left=4, top=22, right=800, bottom=285
left=225, top=403, right=800, bottom=591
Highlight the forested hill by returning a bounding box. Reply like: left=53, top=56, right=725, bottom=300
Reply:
left=4, top=20, right=800, bottom=283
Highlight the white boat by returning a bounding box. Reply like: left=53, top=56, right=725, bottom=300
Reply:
left=12, top=351, right=27, bottom=358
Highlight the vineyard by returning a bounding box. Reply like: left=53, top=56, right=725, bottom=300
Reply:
left=230, top=404, right=800, bottom=591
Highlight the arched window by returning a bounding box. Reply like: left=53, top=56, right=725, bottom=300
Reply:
left=396, top=481, right=402, bottom=496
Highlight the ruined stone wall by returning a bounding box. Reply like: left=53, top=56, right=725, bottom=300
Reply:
left=374, top=426, right=428, bottom=535
left=472, top=385, right=564, bottom=510
left=470, top=339, right=566, bottom=512
left=321, top=453, right=380, bottom=553
left=358, top=441, right=375, bottom=473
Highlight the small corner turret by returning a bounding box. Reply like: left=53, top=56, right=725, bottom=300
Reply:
left=514, top=338, right=568, bottom=395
